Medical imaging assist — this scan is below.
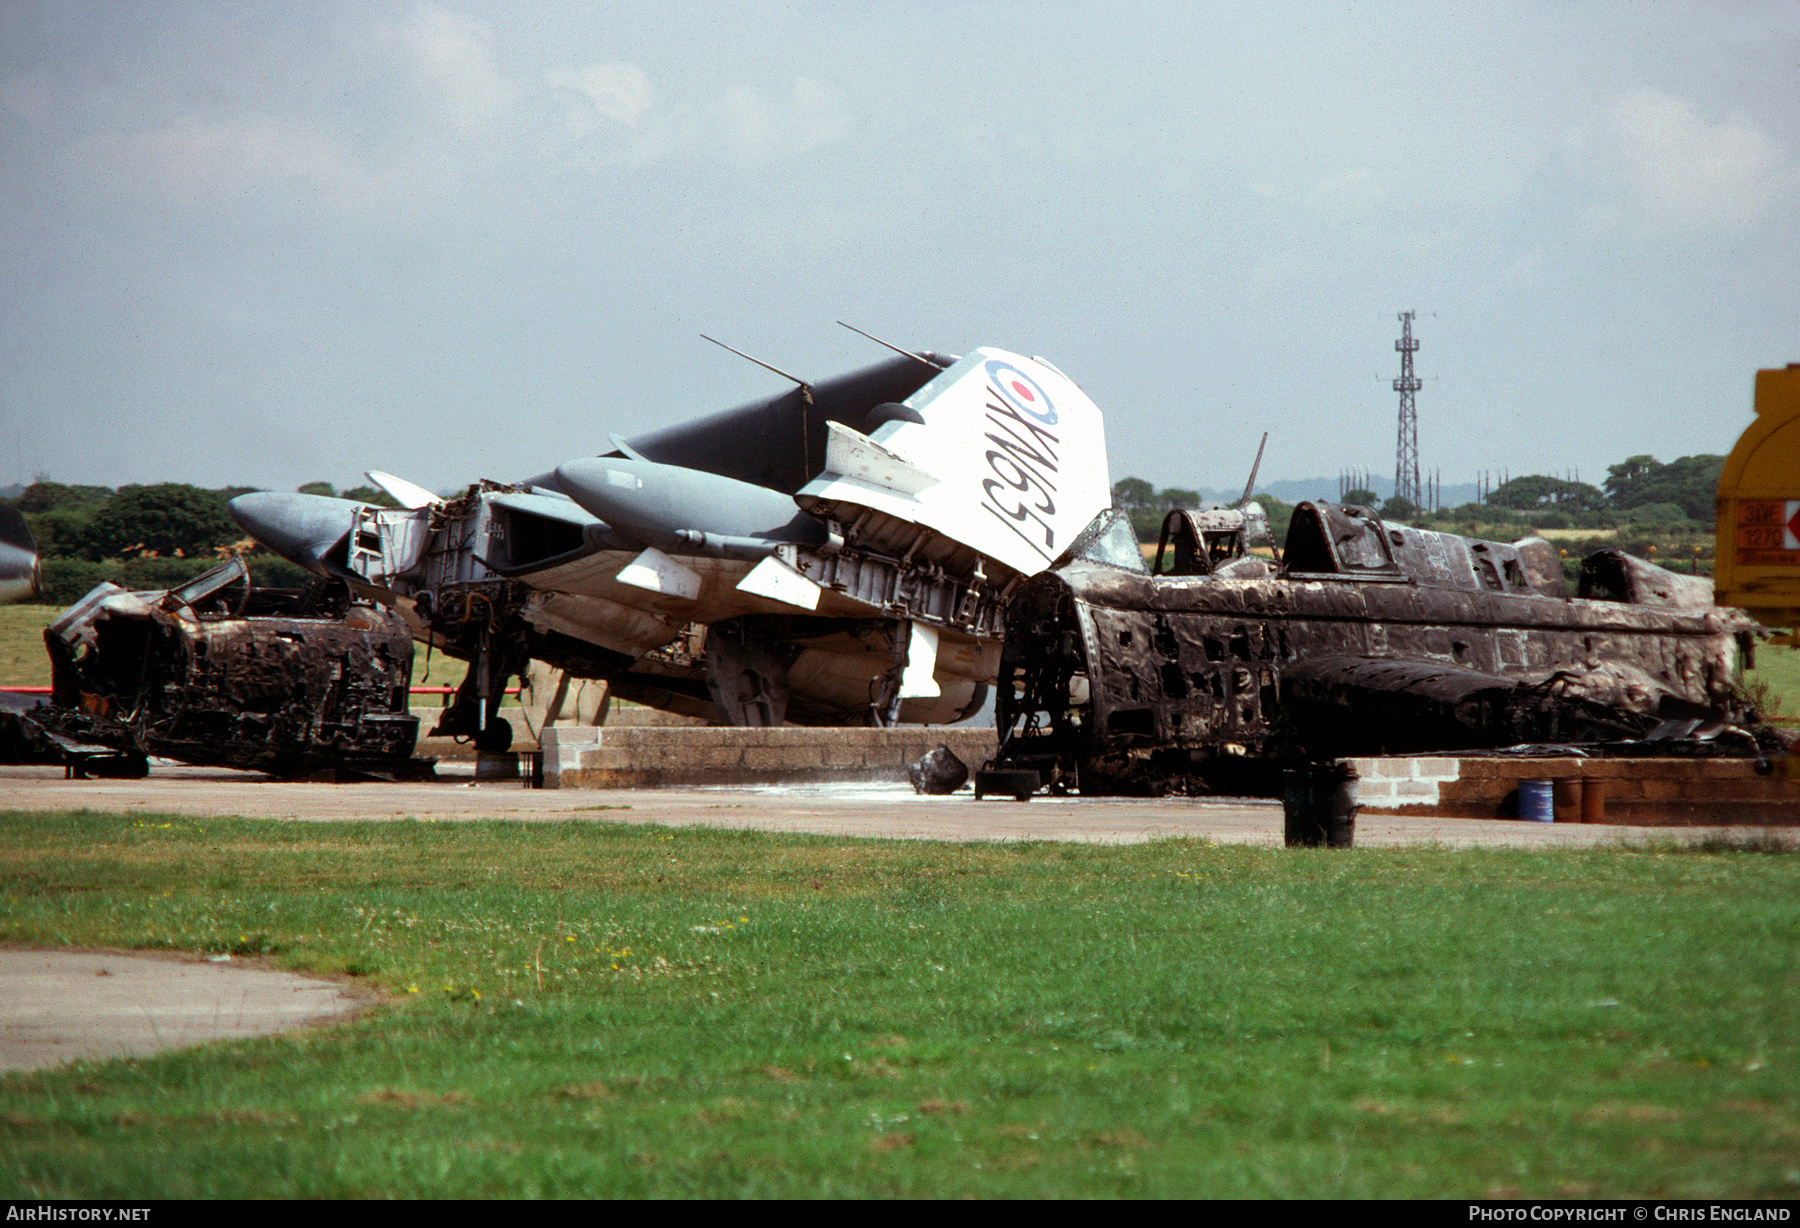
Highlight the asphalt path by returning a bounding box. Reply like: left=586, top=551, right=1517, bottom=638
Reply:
left=0, top=762, right=1763, bottom=1073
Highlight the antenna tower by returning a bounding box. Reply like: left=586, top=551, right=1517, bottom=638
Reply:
left=1392, top=311, right=1422, bottom=506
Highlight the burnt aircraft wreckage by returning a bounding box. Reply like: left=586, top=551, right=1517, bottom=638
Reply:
left=982, top=501, right=1775, bottom=798
left=0, top=559, right=421, bottom=778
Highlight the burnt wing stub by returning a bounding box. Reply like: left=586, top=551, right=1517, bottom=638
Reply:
left=1277, top=655, right=1649, bottom=754
left=990, top=501, right=1770, bottom=796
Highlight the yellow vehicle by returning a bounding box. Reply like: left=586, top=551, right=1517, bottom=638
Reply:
left=1716, top=364, right=1800, bottom=642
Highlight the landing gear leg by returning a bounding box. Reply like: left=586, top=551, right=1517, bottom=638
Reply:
left=430, top=634, right=521, bottom=752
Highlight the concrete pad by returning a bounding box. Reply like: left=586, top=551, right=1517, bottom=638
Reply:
left=0, top=949, right=365, bottom=1072
left=0, top=763, right=1769, bottom=848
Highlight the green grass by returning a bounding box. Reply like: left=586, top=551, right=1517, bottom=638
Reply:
left=1744, top=644, right=1800, bottom=725
left=0, top=606, right=55, bottom=689
left=1, top=812, right=1796, bottom=1198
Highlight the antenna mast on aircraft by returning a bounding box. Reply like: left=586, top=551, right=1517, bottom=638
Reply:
left=1392, top=311, right=1423, bottom=507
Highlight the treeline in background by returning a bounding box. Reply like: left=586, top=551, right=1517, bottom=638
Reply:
left=1115, top=452, right=1724, bottom=578
left=3, top=452, right=1725, bottom=607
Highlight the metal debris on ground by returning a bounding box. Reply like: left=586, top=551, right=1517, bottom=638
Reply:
left=907, top=743, right=969, bottom=795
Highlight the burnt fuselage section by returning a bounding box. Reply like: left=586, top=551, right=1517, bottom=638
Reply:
left=27, top=560, right=418, bottom=776
left=994, top=503, right=1763, bottom=795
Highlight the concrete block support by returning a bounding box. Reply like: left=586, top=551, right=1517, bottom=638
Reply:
left=540, top=728, right=601, bottom=789
left=541, top=726, right=997, bottom=790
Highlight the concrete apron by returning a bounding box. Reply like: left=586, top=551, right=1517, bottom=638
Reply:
left=0, top=949, right=366, bottom=1073
left=0, top=762, right=1775, bottom=846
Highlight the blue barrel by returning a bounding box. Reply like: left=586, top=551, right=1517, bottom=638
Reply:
left=1518, top=778, right=1554, bottom=822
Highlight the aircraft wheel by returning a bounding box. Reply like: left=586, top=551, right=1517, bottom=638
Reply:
left=475, top=720, right=514, bottom=753
left=974, top=768, right=1039, bottom=802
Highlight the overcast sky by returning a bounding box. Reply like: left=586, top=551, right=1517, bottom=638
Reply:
left=3, top=0, right=1796, bottom=499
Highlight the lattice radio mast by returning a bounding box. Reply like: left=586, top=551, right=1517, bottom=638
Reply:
left=1392, top=311, right=1422, bottom=506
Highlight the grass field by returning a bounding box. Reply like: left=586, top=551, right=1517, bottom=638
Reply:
left=1744, top=645, right=1800, bottom=725
left=0, top=606, right=54, bottom=689
left=0, top=812, right=1795, bottom=1199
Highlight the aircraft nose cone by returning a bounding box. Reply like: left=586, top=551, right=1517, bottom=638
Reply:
left=554, top=458, right=664, bottom=544
left=0, top=549, right=38, bottom=604
left=0, top=506, right=39, bottom=604
left=227, top=492, right=357, bottom=573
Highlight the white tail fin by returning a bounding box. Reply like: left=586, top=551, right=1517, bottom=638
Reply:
left=796, top=348, right=1111, bottom=579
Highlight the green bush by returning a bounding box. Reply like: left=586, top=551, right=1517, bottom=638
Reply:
left=88, top=484, right=237, bottom=560
left=1618, top=502, right=1693, bottom=528
left=35, top=557, right=123, bottom=605
left=117, top=555, right=221, bottom=591
left=36, top=552, right=314, bottom=606
left=23, top=506, right=105, bottom=561
left=245, top=552, right=312, bottom=589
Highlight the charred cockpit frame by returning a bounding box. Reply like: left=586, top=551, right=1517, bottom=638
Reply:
left=990, top=503, right=1768, bottom=796
left=17, top=559, right=420, bottom=777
